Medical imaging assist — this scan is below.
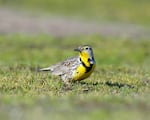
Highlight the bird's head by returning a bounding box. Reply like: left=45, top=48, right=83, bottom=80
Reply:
left=74, top=45, right=95, bottom=67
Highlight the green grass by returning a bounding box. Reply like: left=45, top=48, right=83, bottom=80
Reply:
left=0, top=0, right=150, bottom=25
left=0, top=34, right=150, bottom=120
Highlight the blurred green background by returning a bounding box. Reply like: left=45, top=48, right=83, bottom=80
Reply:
left=0, top=0, right=150, bottom=25
left=0, top=1, right=150, bottom=120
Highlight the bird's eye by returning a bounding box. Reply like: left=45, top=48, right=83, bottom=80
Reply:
left=85, top=47, right=88, bottom=50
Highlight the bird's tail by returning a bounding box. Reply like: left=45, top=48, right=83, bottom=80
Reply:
left=39, top=67, right=51, bottom=71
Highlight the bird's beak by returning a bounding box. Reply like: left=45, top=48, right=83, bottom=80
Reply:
left=74, top=47, right=81, bottom=52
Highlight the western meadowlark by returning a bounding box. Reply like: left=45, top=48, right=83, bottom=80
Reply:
left=40, top=45, right=96, bottom=84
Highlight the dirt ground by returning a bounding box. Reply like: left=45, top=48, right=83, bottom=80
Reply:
left=0, top=8, right=149, bottom=39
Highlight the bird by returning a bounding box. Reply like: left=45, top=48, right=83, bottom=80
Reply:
left=40, top=45, right=96, bottom=84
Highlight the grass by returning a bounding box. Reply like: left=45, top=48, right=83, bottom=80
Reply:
left=0, top=0, right=150, bottom=25
left=0, top=34, right=150, bottom=120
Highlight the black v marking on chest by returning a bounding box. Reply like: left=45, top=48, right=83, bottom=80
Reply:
left=80, top=58, right=93, bottom=73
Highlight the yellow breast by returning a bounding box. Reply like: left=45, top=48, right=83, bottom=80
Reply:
left=73, top=64, right=95, bottom=81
